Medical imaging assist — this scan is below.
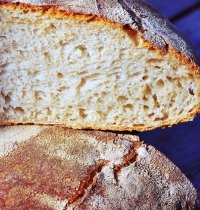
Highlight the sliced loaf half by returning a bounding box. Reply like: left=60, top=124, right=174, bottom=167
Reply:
left=0, top=0, right=199, bottom=131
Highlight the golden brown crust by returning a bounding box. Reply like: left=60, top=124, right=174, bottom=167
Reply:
left=0, top=126, right=198, bottom=209
left=141, top=37, right=200, bottom=76
left=0, top=106, right=199, bottom=131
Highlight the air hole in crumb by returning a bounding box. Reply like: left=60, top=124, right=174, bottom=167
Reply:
left=155, top=66, right=161, bottom=69
left=97, top=98, right=103, bottom=103
left=189, top=88, right=194, bottom=96
left=117, top=96, right=128, bottom=102
left=34, top=91, right=39, bottom=98
left=156, top=79, right=164, bottom=88
left=153, top=94, right=160, bottom=108
left=166, top=76, right=172, bottom=81
left=154, top=117, right=161, bottom=122
left=47, top=108, right=52, bottom=115
left=142, top=76, right=149, bottom=81
left=178, top=110, right=183, bottom=115
left=58, top=86, right=68, bottom=91
left=177, top=81, right=182, bottom=88
left=116, top=75, right=120, bottom=80
left=44, top=52, right=50, bottom=60
left=78, top=78, right=86, bottom=91
left=50, top=23, right=56, bottom=29
left=14, top=107, right=24, bottom=114
left=32, top=71, right=39, bottom=77
left=143, top=95, right=148, bottom=102
left=153, top=94, right=157, bottom=102
left=124, top=104, right=133, bottom=110
left=12, top=41, right=17, bottom=48
left=57, top=72, right=63, bottom=79
left=3, top=94, right=11, bottom=103
left=144, top=85, right=151, bottom=95
left=78, top=71, right=88, bottom=75
left=79, top=109, right=87, bottom=118
left=143, top=105, right=149, bottom=111
left=55, top=115, right=61, bottom=121
left=22, top=91, right=26, bottom=97
left=108, top=106, right=113, bottom=111
left=162, top=113, right=169, bottom=120
left=97, top=111, right=106, bottom=120
left=169, top=99, right=175, bottom=108
left=130, top=72, right=140, bottom=77
left=148, top=113, right=154, bottom=117
left=76, top=45, right=87, bottom=52
left=102, top=91, right=107, bottom=96
left=173, top=92, right=177, bottom=98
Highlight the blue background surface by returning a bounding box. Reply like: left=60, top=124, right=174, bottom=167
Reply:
left=138, top=0, right=200, bottom=200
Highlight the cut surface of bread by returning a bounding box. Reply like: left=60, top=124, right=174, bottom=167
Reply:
left=0, top=1, right=199, bottom=131
left=0, top=126, right=198, bottom=209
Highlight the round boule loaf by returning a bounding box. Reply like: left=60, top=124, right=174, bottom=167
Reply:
left=0, top=126, right=198, bottom=209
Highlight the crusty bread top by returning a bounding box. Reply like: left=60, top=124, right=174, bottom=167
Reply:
left=1, top=0, right=200, bottom=69
left=0, top=126, right=198, bottom=209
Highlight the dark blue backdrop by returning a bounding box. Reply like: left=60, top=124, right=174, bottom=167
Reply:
left=138, top=0, right=200, bottom=200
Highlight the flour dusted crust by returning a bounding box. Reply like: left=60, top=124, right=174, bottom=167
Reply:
left=0, top=126, right=198, bottom=209
left=0, top=0, right=199, bottom=69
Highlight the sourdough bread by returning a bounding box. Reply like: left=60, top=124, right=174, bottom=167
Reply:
left=0, top=126, right=198, bottom=209
left=0, top=0, right=199, bottom=131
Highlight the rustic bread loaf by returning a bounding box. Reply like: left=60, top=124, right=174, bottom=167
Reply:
left=0, top=0, right=199, bottom=131
left=0, top=126, right=198, bottom=209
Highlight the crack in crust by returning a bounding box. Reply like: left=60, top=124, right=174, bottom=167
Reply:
left=117, top=0, right=200, bottom=67
left=118, top=0, right=142, bottom=31
left=113, top=141, right=141, bottom=182
left=66, top=142, right=142, bottom=209
left=65, top=160, right=109, bottom=209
